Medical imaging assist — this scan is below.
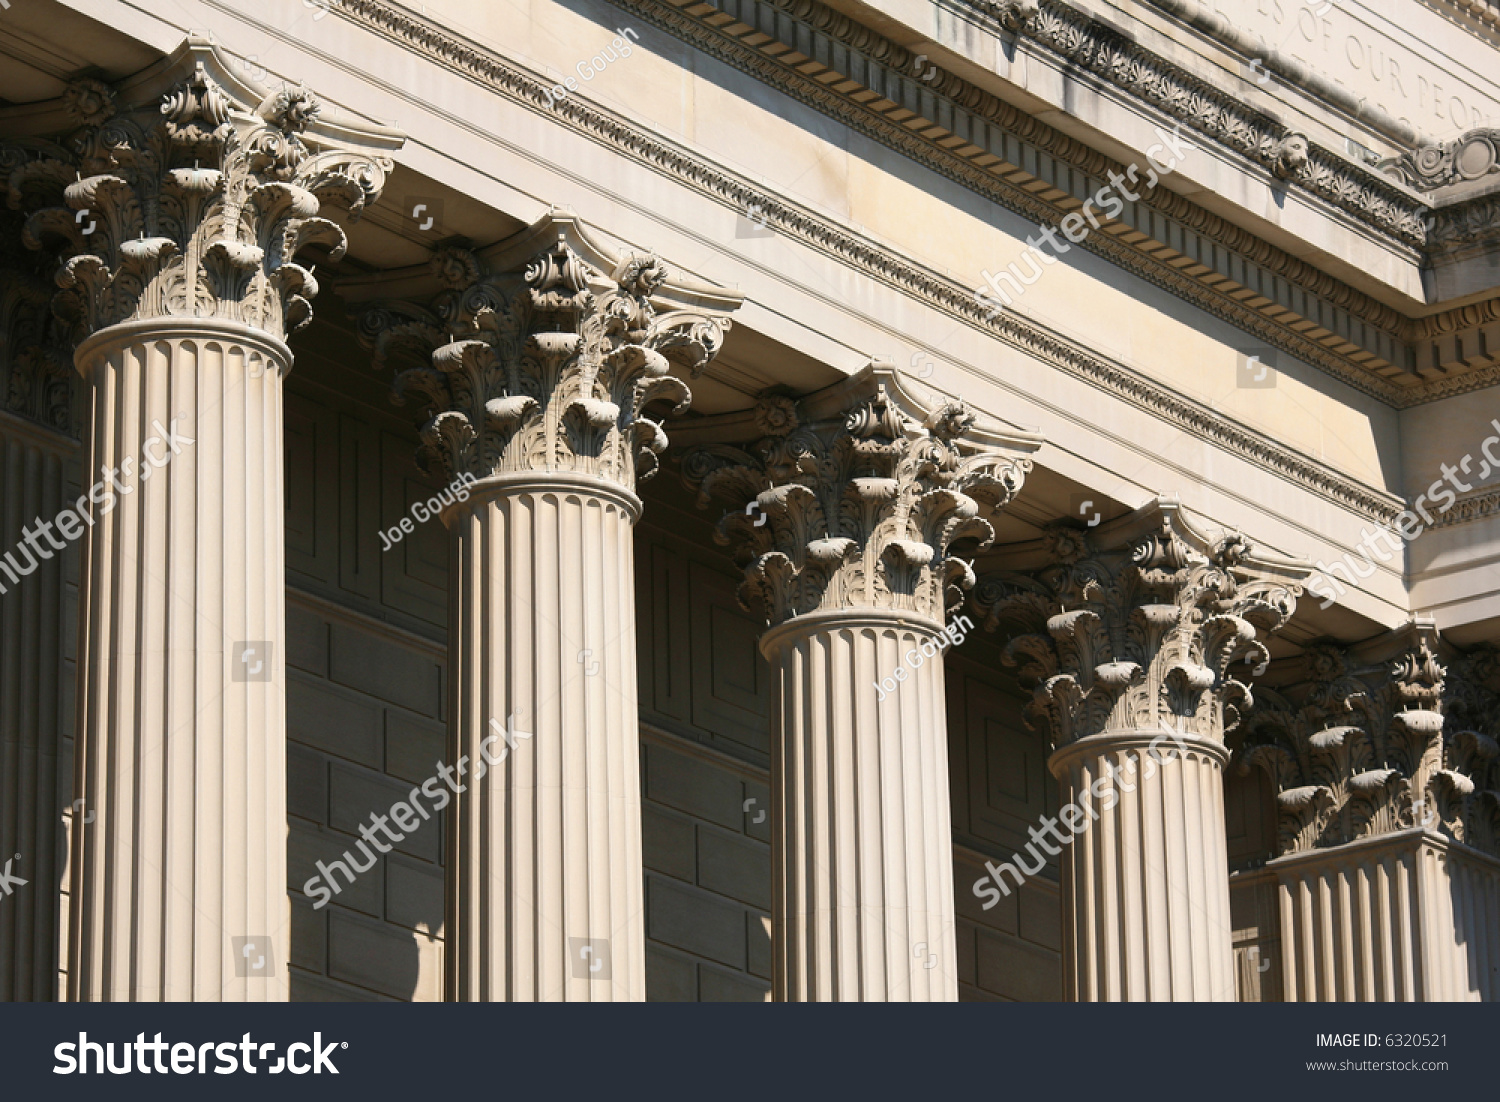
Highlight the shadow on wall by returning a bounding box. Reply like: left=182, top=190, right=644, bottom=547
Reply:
left=1447, top=848, right=1500, bottom=1001
left=288, top=813, right=446, bottom=1002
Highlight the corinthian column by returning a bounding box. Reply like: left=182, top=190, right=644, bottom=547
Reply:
left=682, top=369, right=1036, bottom=1000
left=357, top=218, right=740, bottom=1000
left=0, top=216, right=79, bottom=1001
left=974, top=501, right=1303, bottom=1001
left=1242, top=626, right=1500, bottom=1001
left=9, top=42, right=398, bottom=1000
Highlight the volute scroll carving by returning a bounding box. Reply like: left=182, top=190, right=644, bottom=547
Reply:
left=351, top=214, right=742, bottom=490
left=972, top=500, right=1304, bottom=751
left=1382, top=129, right=1500, bottom=193
left=1240, top=626, right=1500, bottom=858
left=680, top=366, right=1037, bottom=627
left=3, top=36, right=401, bottom=343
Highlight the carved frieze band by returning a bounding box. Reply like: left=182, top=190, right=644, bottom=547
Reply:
left=965, top=0, right=1425, bottom=237
left=1239, top=630, right=1500, bottom=860
left=316, top=0, right=1407, bottom=522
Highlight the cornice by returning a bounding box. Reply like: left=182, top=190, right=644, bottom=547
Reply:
left=234, top=0, right=1500, bottom=404
left=638, top=0, right=1431, bottom=404
left=972, top=0, right=1429, bottom=240
left=1416, top=0, right=1500, bottom=47
left=1129, top=0, right=1427, bottom=149
left=322, top=0, right=1405, bottom=522
left=703, top=0, right=1500, bottom=400
left=1429, top=485, right=1500, bottom=530
left=624, top=0, right=1500, bottom=402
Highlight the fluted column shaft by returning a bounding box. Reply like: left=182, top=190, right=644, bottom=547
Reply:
left=4, top=47, right=396, bottom=1001
left=974, top=504, right=1302, bottom=1003
left=764, top=611, right=959, bottom=1001
left=1272, top=831, right=1500, bottom=1001
left=1050, top=731, right=1234, bottom=1002
left=682, top=378, right=1033, bottom=1002
left=353, top=217, right=737, bottom=1001
left=69, top=319, right=288, bottom=1001
left=0, top=412, right=73, bottom=1001
left=446, top=474, right=645, bottom=1001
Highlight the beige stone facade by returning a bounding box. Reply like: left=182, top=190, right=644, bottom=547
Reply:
left=0, top=0, right=1497, bottom=1002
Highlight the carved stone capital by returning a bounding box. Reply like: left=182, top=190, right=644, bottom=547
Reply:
left=973, top=499, right=1303, bottom=750
left=4, top=36, right=400, bottom=343
left=680, top=365, right=1037, bottom=627
left=1436, top=643, right=1500, bottom=856
left=351, top=213, right=741, bottom=490
left=1237, top=622, right=1500, bottom=858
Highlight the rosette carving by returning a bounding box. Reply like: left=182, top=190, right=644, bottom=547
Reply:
left=1381, top=129, right=1500, bottom=193
left=4, top=40, right=398, bottom=341
left=681, top=379, right=1032, bottom=626
left=1236, top=628, right=1500, bottom=856
left=972, top=504, right=1299, bottom=750
left=355, top=222, right=737, bottom=488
